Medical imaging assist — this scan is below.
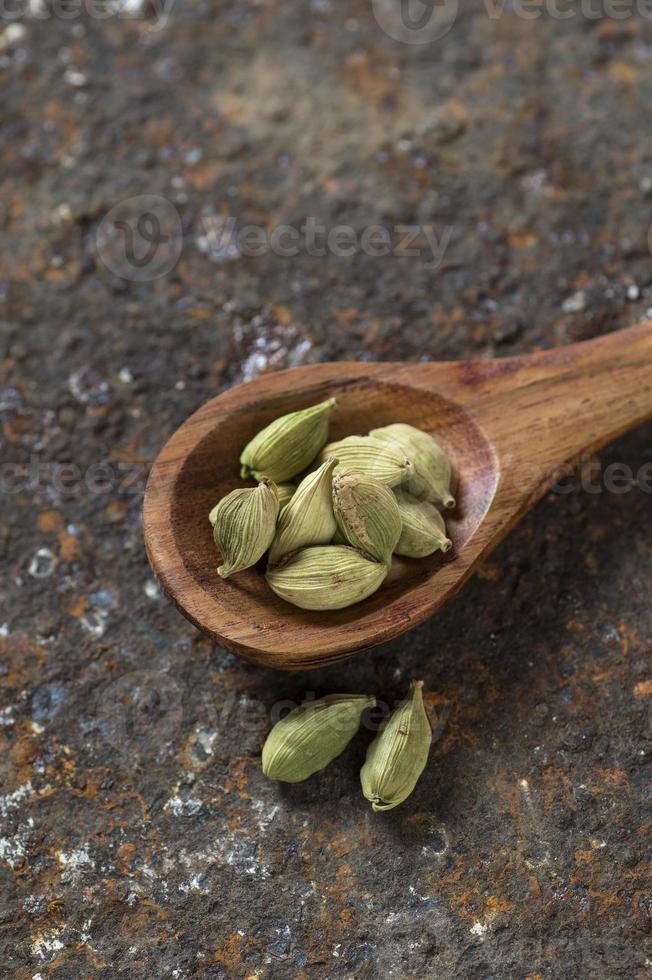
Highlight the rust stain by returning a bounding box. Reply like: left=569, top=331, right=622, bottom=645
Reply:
left=633, top=680, right=652, bottom=698
left=38, top=510, right=64, bottom=533
left=607, top=62, right=639, bottom=86
left=69, top=596, right=88, bottom=619
left=330, top=834, right=355, bottom=858
left=214, top=930, right=246, bottom=970
left=59, top=534, right=81, bottom=561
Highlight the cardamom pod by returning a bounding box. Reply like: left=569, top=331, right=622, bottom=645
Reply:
left=277, top=483, right=296, bottom=512
left=211, top=479, right=279, bottom=579
left=360, top=679, right=432, bottom=811
left=370, top=423, right=455, bottom=509
left=318, top=435, right=413, bottom=487
left=266, top=545, right=388, bottom=610
left=393, top=489, right=452, bottom=558
left=332, top=473, right=401, bottom=565
left=268, top=457, right=338, bottom=565
left=331, top=525, right=346, bottom=544
left=240, top=397, right=336, bottom=482
left=262, top=694, right=376, bottom=782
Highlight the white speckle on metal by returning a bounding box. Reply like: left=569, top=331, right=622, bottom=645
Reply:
left=81, top=610, right=107, bottom=637
left=251, top=798, right=280, bottom=833
left=194, top=727, right=218, bottom=757
left=0, top=781, right=35, bottom=817
left=561, top=290, right=587, bottom=314
left=67, top=367, right=110, bottom=405
left=31, top=929, right=66, bottom=962
left=56, top=843, right=95, bottom=883
left=28, top=548, right=57, bottom=579
left=519, top=778, right=540, bottom=821
left=0, top=824, right=30, bottom=868
left=64, top=68, right=87, bottom=87
left=0, top=705, right=15, bottom=726
left=164, top=795, right=203, bottom=817
left=177, top=873, right=209, bottom=896
left=0, top=24, right=27, bottom=49
left=144, top=579, right=161, bottom=600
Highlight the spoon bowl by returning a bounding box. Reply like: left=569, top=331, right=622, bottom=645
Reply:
left=144, top=323, right=652, bottom=669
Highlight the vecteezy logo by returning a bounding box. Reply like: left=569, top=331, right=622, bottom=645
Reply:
left=95, top=194, right=183, bottom=282
left=93, top=670, right=184, bottom=761
left=371, top=0, right=458, bottom=44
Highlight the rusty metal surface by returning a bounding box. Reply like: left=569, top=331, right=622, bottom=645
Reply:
left=1, top=3, right=651, bottom=977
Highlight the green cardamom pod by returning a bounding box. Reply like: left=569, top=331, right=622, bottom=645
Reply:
left=268, top=457, right=338, bottom=565
left=262, top=694, right=376, bottom=782
left=211, top=479, right=279, bottom=579
left=277, top=483, right=296, bottom=512
left=331, top=525, right=346, bottom=544
left=318, top=435, right=413, bottom=487
left=240, top=397, right=336, bottom=482
left=332, top=473, right=401, bottom=565
left=393, top=489, right=452, bottom=558
left=360, top=679, right=432, bottom=811
left=266, top=545, right=388, bottom=610
left=370, top=423, right=455, bottom=510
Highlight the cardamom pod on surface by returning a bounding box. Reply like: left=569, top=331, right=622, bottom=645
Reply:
left=262, top=694, right=376, bottom=782
left=318, top=435, right=413, bottom=487
left=266, top=545, right=388, bottom=610
left=276, top=483, right=296, bottom=512
left=240, top=397, right=336, bottom=482
left=370, top=423, right=455, bottom=510
left=268, top=457, right=338, bottom=565
left=360, top=679, right=432, bottom=811
left=332, top=473, right=401, bottom=565
left=211, top=479, right=279, bottom=579
left=393, top=489, right=452, bottom=558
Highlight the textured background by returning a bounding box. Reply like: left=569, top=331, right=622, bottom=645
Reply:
left=1, top=2, right=651, bottom=977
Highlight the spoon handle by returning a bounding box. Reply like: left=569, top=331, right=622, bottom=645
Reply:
left=407, top=321, right=652, bottom=478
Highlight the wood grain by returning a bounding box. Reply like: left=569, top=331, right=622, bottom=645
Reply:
left=143, top=322, right=652, bottom=670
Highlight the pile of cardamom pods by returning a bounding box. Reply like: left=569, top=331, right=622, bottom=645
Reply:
left=262, top=680, right=431, bottom=811
left=209, top=398, right=455, bottom=610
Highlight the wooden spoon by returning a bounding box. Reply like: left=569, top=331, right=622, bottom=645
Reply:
left=144, top=322, right=652, bottom=670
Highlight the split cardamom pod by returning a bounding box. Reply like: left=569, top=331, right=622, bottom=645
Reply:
left=211, top=479, right=279, bottom=579
left=360, top=679, right=432, bottom=811
left=266, top=545, right=388, bottom=610
left=332, top=473, right=401, bottom=565
left=370, top=423, right=455, bottom=510
left=393, top=489, right=452, bottom=558
left=268, top=457, right=338, bottom=565
left=276, top=483, right=296, bottom=512
left=319, top=435, right=413, bottom=488
left=240, top=397, right=336, bottom=483
left=262, top=694, right=376, bottom=782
